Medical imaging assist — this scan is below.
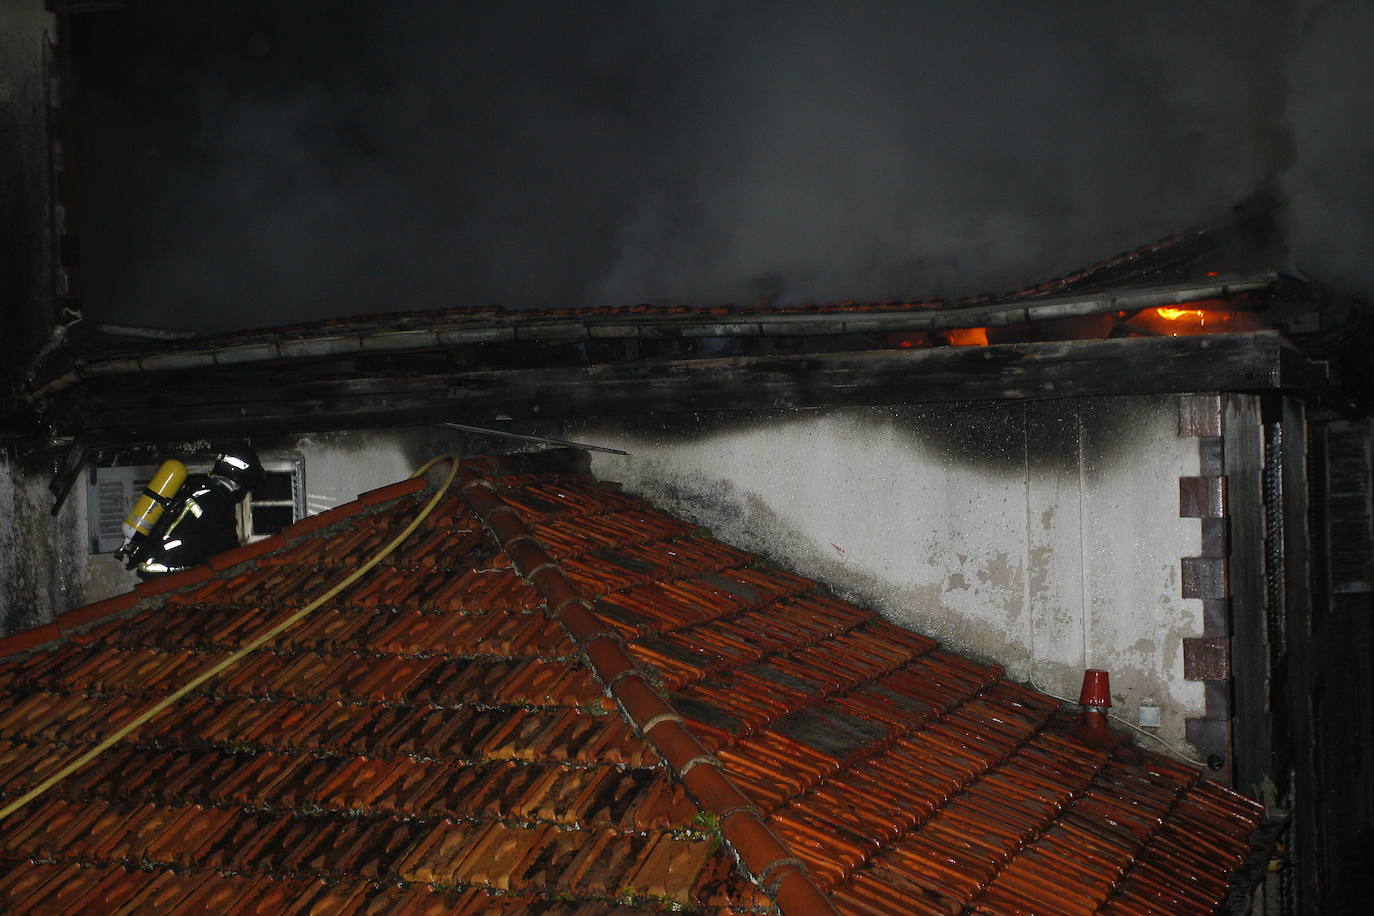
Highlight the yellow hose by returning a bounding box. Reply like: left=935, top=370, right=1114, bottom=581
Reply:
left=409, top=454, right=457, bottom=479
left=0, top=457, right=459, bottom=824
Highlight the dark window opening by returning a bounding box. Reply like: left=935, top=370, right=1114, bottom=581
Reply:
left=239, top=461, right=304, bottom=543
left=249, top=503, right=295, bottom=536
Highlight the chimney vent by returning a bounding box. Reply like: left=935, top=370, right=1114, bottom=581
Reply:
left=1078, top=669, right=1112, bottom=711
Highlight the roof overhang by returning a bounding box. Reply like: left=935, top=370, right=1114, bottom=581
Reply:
left=49, top=330, right=1327, bottom=448
left=30, top=273, right=1278, bottom=397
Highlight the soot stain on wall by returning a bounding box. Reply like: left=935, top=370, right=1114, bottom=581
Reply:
left=567, top=395, right=1156, bottom=477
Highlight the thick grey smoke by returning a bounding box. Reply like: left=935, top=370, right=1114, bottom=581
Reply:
left=1281, top=1, right=1374, bottom=300
left=72, top=1, right=1372, bottom=331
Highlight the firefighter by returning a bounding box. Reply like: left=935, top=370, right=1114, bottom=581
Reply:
left=118, top=446, right=265, bottom=578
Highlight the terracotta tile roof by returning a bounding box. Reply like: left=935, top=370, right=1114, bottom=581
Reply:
left=0, top=450, right=1266, bottom=914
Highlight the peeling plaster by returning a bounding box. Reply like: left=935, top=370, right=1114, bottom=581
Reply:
left=0, top=455, right=90, bottom=634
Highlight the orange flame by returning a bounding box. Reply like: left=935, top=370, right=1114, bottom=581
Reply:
left=1156, top=307, right=1207, bottom=321
left=948, top=327, right=989, bottom=346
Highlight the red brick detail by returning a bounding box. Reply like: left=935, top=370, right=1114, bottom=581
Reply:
left=134, top=565, right=212, bottom=599
left=1183, top=637, right=1232, bottom=680
left=584, top=637, right=637, bottom=686
left=646, top=720, right=713, bottom=777
left=357, top=477, right=426, bottom=506
left=208, top=535, right=287, bottom=571
left=56, top=592, right=140, bottom=632
left=720, top=810, right=796, bottom=884
left=772, top=864, right=840, bottom=916
left=611, top=676, right=677, bottom=731
left=1178, top=394, right=1222, bottom=437
left=1182, top=556, right=1227, bottom=599
left=0, top=624, right=62, bottom=658
left=1180, top=476, right=1227, bottom=518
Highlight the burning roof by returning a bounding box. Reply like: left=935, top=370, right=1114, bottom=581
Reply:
left=7, top=209, right=1358, bottom=459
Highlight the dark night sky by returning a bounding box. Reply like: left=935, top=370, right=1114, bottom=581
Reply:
left=70, top=1, right=1374, bottom=332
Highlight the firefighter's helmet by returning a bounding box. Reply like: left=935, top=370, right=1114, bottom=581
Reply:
left=211, top=446, right=265, bottom=494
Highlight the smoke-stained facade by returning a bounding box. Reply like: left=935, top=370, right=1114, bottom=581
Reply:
left=578, top=399, right=1209, bottom=750
left=4, top=2, right=1373, bottom=911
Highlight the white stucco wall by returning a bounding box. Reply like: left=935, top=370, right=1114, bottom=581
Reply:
left=7, top=406, right=1206, bottom=753
left=293, top=432, right=418, bottom=514
left=573, top=396, right=1205, bottom=749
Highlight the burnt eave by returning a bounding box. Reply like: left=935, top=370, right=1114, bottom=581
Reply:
left=34, top=272, right=1278, bottom=389
left=46, top=329, right=1327, bottom=447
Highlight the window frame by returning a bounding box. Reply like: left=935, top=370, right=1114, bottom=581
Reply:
left=236, top=455, right=306, bottom=542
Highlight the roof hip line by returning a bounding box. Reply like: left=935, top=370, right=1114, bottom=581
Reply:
left=453, top=455, right=841, bottom=916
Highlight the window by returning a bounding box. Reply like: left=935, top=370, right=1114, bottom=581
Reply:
left=86, top=465, right=156, bottom=553
left=87, top=454, right=306, bottom=552
left=237, top=456, right=306, bottom=542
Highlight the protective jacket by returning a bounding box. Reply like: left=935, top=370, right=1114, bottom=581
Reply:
left=135, top=474, right=243, bottom=578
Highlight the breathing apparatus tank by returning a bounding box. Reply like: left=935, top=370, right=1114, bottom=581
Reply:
left=114, top=459, right=188, bottom=565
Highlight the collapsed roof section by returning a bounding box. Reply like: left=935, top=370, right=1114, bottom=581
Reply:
left=0, top=450, right=1268, bottom=913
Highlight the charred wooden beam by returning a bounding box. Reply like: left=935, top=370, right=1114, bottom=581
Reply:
left=26, top=272, right=1279, bottom=402
left=54, top=331, right=1326, bottom=447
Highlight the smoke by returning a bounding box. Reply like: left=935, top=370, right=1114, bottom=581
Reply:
left=1280, top=1, right=1374, bottom=300
left=71, top=1, right=1373, bottom=331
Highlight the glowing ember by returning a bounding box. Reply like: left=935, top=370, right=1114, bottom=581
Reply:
left=1155, top=307, right=1208, bottom=322
left=947, top=327, right=989, bottom=346
left=887, top=331, right=929, bottom=349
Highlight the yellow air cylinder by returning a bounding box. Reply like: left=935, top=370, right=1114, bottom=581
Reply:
left=121, top=460, right=188, bottom=540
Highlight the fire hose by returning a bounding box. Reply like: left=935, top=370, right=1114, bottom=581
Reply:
left=0, top=456, right=460, bottom=824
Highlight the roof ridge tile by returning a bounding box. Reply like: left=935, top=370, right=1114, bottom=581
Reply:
left=451, top=463, right=839, bottom=915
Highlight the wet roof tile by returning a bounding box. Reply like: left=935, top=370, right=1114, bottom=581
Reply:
left=0, top=449, right=1265, bottom=914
